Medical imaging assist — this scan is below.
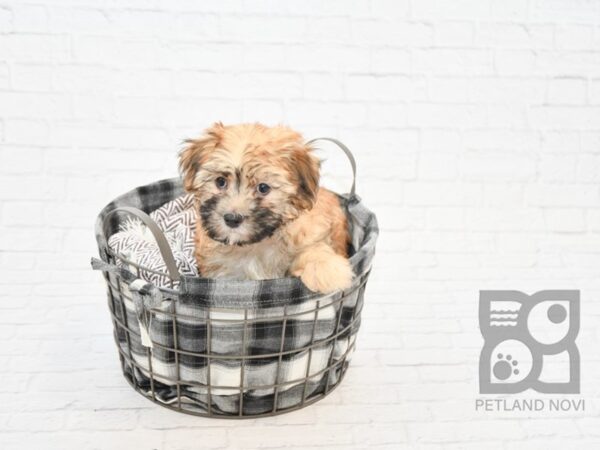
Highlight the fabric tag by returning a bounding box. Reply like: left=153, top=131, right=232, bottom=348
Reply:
left=139, top=322, right=153, bottom=348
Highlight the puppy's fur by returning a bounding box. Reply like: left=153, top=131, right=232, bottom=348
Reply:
left=179, top=122, right=353, bottom=294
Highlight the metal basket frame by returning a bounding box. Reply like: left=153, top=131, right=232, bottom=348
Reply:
left=92, top=138, right=376, bottom=418
left=104, top=248, right=367, bottom=418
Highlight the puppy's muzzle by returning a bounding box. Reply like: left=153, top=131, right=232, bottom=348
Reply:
left=223, top=213, right=244, bottom=228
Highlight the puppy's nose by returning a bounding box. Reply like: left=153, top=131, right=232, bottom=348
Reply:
left=223, top=213, right=244, bottom=228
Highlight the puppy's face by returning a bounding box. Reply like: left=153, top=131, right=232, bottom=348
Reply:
left=179, top=123, right=319, bottom=246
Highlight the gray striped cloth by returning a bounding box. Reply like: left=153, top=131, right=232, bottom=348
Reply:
left=93, top=178, right=378, bottom=415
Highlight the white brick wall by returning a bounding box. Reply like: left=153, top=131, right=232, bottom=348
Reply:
left=1, top=0, right=600, bottom=448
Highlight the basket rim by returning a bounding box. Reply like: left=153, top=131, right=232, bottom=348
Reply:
left=95, top=177, right=378, bottom=304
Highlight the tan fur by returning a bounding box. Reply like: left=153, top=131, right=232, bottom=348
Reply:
left=179, top=123, right=353, bottom=294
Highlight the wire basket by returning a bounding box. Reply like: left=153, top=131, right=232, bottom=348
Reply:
left=91, top=138, right=378, bottom=418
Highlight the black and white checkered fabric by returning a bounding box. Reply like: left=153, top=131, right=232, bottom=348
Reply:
left=93, top=178, right=378, bottom=416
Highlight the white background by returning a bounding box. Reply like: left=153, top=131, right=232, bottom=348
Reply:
left=1, top=0, right=600, bottom=448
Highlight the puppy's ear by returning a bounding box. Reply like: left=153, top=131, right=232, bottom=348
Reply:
left=179, top=122, right=224, bottom=192
left=289, top=144, right=320, bottom=211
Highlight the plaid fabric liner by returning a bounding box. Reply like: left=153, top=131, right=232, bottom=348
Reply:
left=94, top=177, right=378, bottom=416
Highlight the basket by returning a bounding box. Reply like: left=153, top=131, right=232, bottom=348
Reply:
left=91, top=138, right=378, bottom=418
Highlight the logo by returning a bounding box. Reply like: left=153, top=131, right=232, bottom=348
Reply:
left=479, top=290, right=580, bottom=394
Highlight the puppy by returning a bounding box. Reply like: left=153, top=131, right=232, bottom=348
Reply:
left=178, top=122, right=353, bottom=294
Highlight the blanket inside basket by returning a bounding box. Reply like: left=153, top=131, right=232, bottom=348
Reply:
left=108, top=193, right=199, bottom=286
left=104, top=189, right=369, bottom=415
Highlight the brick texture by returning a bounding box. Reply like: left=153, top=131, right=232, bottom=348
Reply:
left=1, top=0, right=600, bottom=449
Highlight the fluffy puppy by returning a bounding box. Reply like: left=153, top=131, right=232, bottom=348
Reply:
left=178, top=122, right=353, bottom=294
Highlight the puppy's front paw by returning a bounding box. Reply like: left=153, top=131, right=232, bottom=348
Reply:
left=295, top=254, right=353, bottom=294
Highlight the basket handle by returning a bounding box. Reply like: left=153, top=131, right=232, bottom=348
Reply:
left=102, top=206, right=181, bottom=282
left=306, top=137, right=357, bottom=198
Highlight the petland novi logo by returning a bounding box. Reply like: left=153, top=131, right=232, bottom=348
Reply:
left=479, top=290, right=580, bottom=394
left=475, top=290, right=583, bottom=412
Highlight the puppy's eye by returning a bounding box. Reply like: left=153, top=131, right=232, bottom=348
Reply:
left=215, top=177, right=228, bottom=189
left=257, top=183, right=271, bottom=195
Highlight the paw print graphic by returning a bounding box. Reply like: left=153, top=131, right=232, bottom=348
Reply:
left=493, top=353, right=519, bottom=380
